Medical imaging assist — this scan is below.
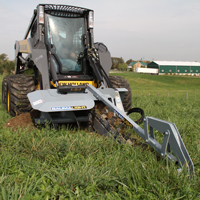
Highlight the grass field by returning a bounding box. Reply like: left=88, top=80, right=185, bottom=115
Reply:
left=110, top=72, right=200, bottom=99
left=0, top=73, right=199, bottom=199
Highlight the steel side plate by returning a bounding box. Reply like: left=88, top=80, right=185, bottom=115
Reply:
left=27, top=89, right=96, bottom=112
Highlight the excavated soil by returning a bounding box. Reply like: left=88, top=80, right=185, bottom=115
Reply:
left=5, top=112, right=35, bottom=130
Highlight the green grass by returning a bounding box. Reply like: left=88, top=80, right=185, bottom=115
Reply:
left=111, top=72, right=200, bottom=99
left=0, top=74, right=199, bottom=199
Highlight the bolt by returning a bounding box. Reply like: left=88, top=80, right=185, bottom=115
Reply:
left=161, top=153, right=164, bottom=157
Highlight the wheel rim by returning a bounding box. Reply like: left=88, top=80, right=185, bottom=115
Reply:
left=36, top=80, right=41, bottom=90
left=7, top=88, right=10, bottom=112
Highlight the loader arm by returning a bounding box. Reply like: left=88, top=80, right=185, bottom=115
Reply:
left=87, top=84, right=195, bottom=178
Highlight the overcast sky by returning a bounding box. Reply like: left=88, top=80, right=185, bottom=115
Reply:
left=0, top=0, right=200, bottom=62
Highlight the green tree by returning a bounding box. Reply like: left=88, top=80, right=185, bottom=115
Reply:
left=0, top=61, right=3, bottom=74
left=0, top=53, right=15, bottom=75
left=118, top=57, right=124, bottom=64
left=111, top=57, right=118, bottom=69
left=6, top=60, right=15, bottom=75
left=118, top=63, right=128, bottom=71
left=0, top=53, right=8, bottom=62
left=126, top=59, right=134, bottom=65
left=111, top=57, right=125, bottom=69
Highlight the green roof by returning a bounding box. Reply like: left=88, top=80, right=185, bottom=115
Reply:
left=129, top=61, right=147, bottom=66
left=139, top=62, right=147, bottom=66
left=129, top=62, right=137, bottom=66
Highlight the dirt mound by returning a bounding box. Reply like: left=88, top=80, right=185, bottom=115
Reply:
left=6, top=113, right=35, bottom=129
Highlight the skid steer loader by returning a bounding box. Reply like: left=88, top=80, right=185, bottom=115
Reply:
left=1, top=4, right=194, bottom=177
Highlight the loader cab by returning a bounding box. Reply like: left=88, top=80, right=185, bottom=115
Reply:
left=37, top=5, right=94, bottom=77
left=18, top=4, right=101, bottom=91
left=34, top=4, right=98, bottom=91
left=45, top=14, right=86, bottom=74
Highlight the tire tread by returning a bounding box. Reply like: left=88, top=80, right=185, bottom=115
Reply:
left=109, top=75, right=132, bottom=112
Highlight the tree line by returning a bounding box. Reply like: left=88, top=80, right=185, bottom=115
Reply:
left=0, top=53, right=15, bottom=75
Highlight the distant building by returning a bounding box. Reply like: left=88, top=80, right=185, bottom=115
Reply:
left=147, top=61, right=200, bottom=75
left=128, top=61, right=147, bottom=71
left=139, top=62, right=147, bottom=67
left=135, top=68, right=158, bottom=74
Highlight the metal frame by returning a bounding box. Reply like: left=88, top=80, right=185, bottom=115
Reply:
left=87, top=84, right=195, bottom=177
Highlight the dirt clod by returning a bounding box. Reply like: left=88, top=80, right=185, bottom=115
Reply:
left=107, top=112, right=114, bottom=119
left=6, top=113, right=35, bottom=129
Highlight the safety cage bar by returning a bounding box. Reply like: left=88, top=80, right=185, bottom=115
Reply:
left=43, top=4, right=92, bottom=17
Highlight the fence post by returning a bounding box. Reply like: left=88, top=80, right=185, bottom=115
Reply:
left=158, top=93, right=159, bottom=96
left=177, top=93, right=178, bottom=97
left=186, top=92, right=188, bottom=99
left=195, top=92, right=196, bottom=99
left=167, top=93, right=169, bottom=97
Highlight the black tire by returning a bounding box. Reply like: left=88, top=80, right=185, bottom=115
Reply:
left=6, top=74, right=35, bottom=117
left=109, top=75, right=132, bottom=112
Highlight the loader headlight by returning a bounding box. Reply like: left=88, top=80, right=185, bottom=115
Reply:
left=88, top=11, right=94, bottom=29
left=38, top=5, right=44, bottom=24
